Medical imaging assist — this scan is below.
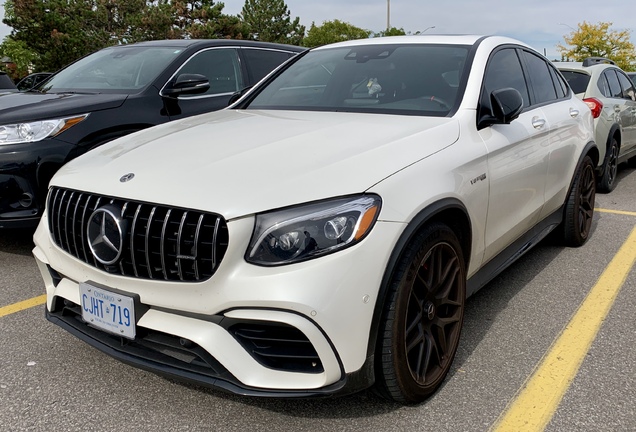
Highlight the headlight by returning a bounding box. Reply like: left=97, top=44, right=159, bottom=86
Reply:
left=246, top=195, right=381, bottom=266
left=0, top=114, right=89, bottom=145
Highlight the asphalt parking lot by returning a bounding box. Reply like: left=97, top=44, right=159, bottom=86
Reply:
left=1, top=165, right=635, bottom=432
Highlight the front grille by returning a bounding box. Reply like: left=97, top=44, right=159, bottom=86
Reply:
left=48, top=187, right=229, bottom=282
left=229, top=322, right=324, bottom=373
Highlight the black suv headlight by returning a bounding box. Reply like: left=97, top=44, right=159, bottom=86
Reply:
left=0, top=114, right=88, bottom=145
left=246, top=195, right=381, bottom=266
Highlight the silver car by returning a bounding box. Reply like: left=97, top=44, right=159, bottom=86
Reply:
left=556, top=57, right=636, bottom=192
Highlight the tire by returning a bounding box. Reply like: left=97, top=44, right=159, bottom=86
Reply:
left=376, top=223, right=466, bottom=404
left=597, top=137, right=619, bottom=193
left=561, top=155, right=596, bottom=247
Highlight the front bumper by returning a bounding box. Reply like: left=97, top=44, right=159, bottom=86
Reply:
left=0, top=139, right=75, bottom=229
left=33, top=212, right=403, bottom=396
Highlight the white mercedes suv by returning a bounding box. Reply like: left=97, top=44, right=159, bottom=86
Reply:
left=33, top=35, right=598, bottom=404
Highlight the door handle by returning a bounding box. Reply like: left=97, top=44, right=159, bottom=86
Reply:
left=570, top=107, right=579, bottom=118
left=532, top=117, right=546, bottom=129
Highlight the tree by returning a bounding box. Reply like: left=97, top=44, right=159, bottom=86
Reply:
left=2, top=0, right=145, bottom=72
left=373, top=27, right=406, bottom=37
left=138, top=0, right=247, bottom=40
left=2, top=0, right=247, bottom=73
left=240, top=0, right=305, bottom=45
left=302, top=20, right=370, bottom=48
left=557, top=21, right=636, bottom=71
left=0, top=37, right=38, bottom=79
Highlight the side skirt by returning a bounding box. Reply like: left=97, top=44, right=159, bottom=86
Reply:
left=466, top=207, right=563, bottom=298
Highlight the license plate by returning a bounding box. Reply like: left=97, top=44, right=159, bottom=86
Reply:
left=79, top=282, right=136, bottom=339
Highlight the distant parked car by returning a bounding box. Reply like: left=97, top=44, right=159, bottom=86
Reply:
left=556, top=57, right=636, bottom=192
left=0, top=71, right=18, bottom=92
left=0, top=39, right=304, bottom=229
left=628, top=72, right=636, bottom=85
left=16, top=72, right=53, bottom=91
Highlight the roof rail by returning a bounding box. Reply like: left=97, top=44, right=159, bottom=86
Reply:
left=582, top=57, right=616, bottom=67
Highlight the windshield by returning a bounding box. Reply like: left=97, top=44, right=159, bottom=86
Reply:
left=39, top=46, right=184, bottom=94
left=247, top=44, right=470, bottom=116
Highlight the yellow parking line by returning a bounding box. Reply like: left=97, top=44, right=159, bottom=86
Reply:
left=491, top=225, right=636, bottom=431
left=595, top=208, right=636, bottom=217
left=0, top=295, right=47, bottom=318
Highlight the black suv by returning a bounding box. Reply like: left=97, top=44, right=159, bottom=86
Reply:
left=0, top=39, right=304, bottom=229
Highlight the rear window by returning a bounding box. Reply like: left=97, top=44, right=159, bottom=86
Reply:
left=559, top=70, right=590, bottom=94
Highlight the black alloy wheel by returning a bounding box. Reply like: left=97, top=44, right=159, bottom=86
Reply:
left=598, top=138, right=619, bottom=193
left=562, top=155, right=596, bottom=247
left=377, top=223, right=466, bottom=403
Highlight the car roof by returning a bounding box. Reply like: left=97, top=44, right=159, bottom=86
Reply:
left=310, top=35, right=530, bottom=50
left=554, top=61, right=620, bottom=75
left=113, top=39, right=305, bottom=52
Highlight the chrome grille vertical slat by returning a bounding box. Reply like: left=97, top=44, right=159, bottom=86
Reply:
left=48, top=188, right=61, bottom=238
left=63, top=191, right=75, bottom=252
left=90, top=197, right=102, bottom=267
left=47, top=187, right=227, bottom=282
left=145, top=206, right=157, bottom=279
left=160, top=209, right=172, bottom=280
left=71, top=193, right=83, bottom=257
left=79, top=194, right=93, bottom=263
left=119, top=202, right=129, bottom=275
left=193, top=214, right=204, bottom=281
left=212, top=217, right=220, bottom=270
left=56, top=190, right=67, bottom=246
left=176, top=211, right=188, bottom=281
left=130, top=204, right=142, bottom=277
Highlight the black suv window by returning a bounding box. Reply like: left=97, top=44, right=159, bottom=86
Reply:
left=522, top=51, right=557, bottom=103
left=616, top=70, right=636, bottom=101
left=561, top=71, right=590, bottom=94
left=243, top=48, right=294, bottom=84
left=177, top=48, right=243, bottom=97
left=483, top=48, right=530, bottom=108
left=604, top=70, right=623, bottom=98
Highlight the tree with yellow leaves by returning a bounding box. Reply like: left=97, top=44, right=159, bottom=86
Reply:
left=557, top=21, right=635, bottom=71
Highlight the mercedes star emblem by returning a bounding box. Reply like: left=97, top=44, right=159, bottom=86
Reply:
left=87, top=205, right=126, bottom=265
left=120, top=173, right=135, bottom=183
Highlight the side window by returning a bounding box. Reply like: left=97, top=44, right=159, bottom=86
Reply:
left=521, top=51, right=558, bottom=103
left=616, top=71, right=636, bottom=101
left=597, top=73, right=611, bottom=97
left=177, top=48, right=243, bottom=97
left=605, top=70, right=623, bottom=98
left=482, top=48, right=530, bottom=109
left=549, top=66, right=567, bottom=98
left=242, top=48, right=294, bottom=84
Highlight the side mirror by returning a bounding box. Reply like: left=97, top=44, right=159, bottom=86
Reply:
left=490, top=88, right=523, bottom=124
left=162, top=73, right=210, bottom=97
left=478, top=87, right=524, bottom=129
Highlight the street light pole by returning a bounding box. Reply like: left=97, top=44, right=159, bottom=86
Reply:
left=387, top=0, right=390, bottom=30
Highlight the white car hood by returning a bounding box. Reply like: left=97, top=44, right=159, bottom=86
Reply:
left=52, top=109, right=459, bottom=219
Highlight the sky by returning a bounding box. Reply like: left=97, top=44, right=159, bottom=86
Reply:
left=0, top=0, right=633, bottom=60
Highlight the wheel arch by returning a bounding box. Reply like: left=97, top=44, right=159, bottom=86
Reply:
left=564, top=140, right=598, bottom=208
left=366, top=198, right=472, bottom=361
left=599, top=124, right=620, bottom=173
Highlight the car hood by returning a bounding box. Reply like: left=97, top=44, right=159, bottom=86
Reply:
left=0, top=92, right=127, bottom=123
left=52, top=109, right=460, bottom=219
